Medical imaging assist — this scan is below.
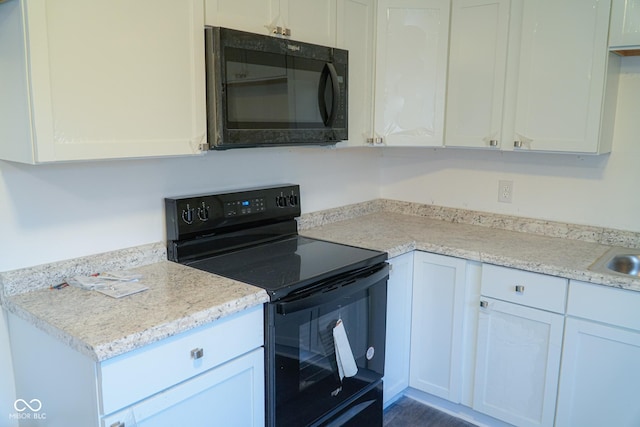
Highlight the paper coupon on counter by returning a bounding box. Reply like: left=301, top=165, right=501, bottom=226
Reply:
left=66, top=271, right=148, bottom=298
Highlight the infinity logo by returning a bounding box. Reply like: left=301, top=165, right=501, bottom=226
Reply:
left=14, top=399, right=42, bottom=412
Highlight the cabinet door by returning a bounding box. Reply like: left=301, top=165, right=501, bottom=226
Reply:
left=102, top=348, right=265, bottom=427
left=445, top=0, right=510, bottom=149
left=374, top=0, right=450, bottom=147
left=205, top=0, right=277, bottom=34
left=511, top=0, right=613, bottom=153
left=409, top=252, right=467, bottom=402
left=5, top=0, right=206, bottom=163
left=609, top=0, right=640, bottom=50
left=473, top=298, right=563, bottom=427
left=555, top=317, right=640, bottom=427
left=336, top=0, right=375, bottom=147
left=280, top=0, right=337, bottom=46
left=383, top=252, right=414, bottom=407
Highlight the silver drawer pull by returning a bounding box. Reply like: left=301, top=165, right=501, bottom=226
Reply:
left=480, top=300, right=489, bottom=308
left=489, top=139, right=498, bottom=147
left=515, top=285, right=525, bottom=293
left=110, top=422, right=124, bottom=427
left=190, top=348, right=204, bottom=360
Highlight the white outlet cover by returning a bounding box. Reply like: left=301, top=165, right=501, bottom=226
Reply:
left=498, top=180, right=513, bottom=203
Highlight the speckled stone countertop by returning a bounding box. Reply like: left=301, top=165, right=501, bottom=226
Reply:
left=299, top=204, right=640, bottom=292
left=1, top=248, right=268, bottom=362
left=2, top=200, right=639, bottom=363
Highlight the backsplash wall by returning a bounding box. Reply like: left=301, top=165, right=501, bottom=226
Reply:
left=380, top=57, right=640, bottom=233
left=0, top=146, right=381, bottom=273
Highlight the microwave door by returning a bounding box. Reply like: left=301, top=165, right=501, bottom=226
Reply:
left=318, top=63, right=340, bottom=127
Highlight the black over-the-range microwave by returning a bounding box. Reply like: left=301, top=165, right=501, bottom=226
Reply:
left=204, top=26, right=348, bottom=149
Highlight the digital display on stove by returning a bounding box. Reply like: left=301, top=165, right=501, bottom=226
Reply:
left=224, top=197, right=266, bottom=217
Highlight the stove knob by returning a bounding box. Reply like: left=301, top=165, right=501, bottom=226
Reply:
left=197, top=202, right=209, bottom=221
left=288, top=194, right=298, bottom=206
left=276, top=195, right=287, bottom=207
left=181, top=205, right=194, bottom=224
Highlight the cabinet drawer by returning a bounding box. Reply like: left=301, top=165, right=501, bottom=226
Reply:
left=568, top=280, right=640, bottom=331
left=481, top=264, right=567, bottom=313
left=100, top=305, right=263, bottom=415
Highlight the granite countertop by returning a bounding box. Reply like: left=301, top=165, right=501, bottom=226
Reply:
left=300, top=211, right=640, bottom=292
left=2, top=260, right=268, bottom=362
left=2, top=201, right=639, bottom=363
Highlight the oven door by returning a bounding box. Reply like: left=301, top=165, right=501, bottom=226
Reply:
left=266, top=263, right=388, bottom=427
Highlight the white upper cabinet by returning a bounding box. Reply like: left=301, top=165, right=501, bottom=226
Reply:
left=205, top=0, right=276, bottom=36
left=0, top=0, right=207, bottom=164
left=510, top=0, right=618, bottom=154
left=445, top=0, right=510, bottom=149
left=609, top=0, right=640, bottom=52
left=372, top=0, right=450, bottom=147
left=206, top=0, right=337, bottom=46
left=336, top=0, right=376, bottom=147
left=446, top=0, right=619, bottom=154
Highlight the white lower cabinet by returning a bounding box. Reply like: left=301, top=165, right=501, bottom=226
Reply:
left=384, top=253, right=640, bottom=427
left=8, top=305, right=265, bottom=427
left=473, top=264, right=567, bottom=427
left=555, top=281, right=640, bottom=427
left=409, top=252, right=479, bottom=403
left=473, top=298, right=564, bottom=427
left=383, top=252, right=414, bottom=406
left=103, top=348, right=264, bottom=427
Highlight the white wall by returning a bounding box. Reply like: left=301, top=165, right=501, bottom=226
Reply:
left=0, top=146, right=380, bottom=421
left=380, top=57, right=640, bottom=233
left=0, top=146, right=380, bottom=272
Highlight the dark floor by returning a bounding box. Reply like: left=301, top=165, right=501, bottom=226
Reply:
left=383, top=397, right=477, bottom=427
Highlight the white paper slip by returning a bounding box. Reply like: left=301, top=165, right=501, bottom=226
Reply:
left=96, top=282, right=149, bottom=299
left=333, top=319, right=358, bottom=381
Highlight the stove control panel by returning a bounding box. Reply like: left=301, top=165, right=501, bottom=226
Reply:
left=165, top=184, right=301, bottom=241
left=224, top=197, right=266, bottom=217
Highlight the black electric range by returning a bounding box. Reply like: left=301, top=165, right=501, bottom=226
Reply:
left=165, top=184, right=386, bottom=301
left=166, top=185, right=388, bottom=427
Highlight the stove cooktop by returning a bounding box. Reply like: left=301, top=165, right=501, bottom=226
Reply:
left=185, top=235, right=387, bottom=301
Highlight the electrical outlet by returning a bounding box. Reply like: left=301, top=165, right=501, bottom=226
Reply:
left=498, top=180, right=513, bottom=203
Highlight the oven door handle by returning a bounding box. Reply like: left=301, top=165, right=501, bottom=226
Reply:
left=276, top=263, right=389, bottom=315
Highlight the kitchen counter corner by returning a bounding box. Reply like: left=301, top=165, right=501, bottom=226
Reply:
left=3, top=261, right=268, bottom=361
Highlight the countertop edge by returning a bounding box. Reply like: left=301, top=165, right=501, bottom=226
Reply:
left=4, top=288, right=269, bottom=362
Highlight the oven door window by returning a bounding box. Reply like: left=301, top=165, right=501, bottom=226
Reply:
left=273, top=275, right=386, bottom=427
left=223, top=47, right=339, bottom=130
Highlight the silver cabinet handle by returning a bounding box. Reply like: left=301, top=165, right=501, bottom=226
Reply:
left=489, top=140, right=498, bottom=147
left=514, top=140, right=523, bottom=148
left=110, top=422, right=125, bottom=427
left=480, top=300, right=489, bottom=308
left=272, top=26, right=291, bottom=37
left=190, top=348, right=204, bottom=360
left=515, top=285, right=525, bottom=293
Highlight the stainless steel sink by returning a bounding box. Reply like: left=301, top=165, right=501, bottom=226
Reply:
left=606, top=254, right=640, bottom=276
left=590, top=247, right=640, bottom=278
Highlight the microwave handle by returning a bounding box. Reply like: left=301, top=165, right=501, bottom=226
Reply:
left=318, top=63, right=340, bottom=127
